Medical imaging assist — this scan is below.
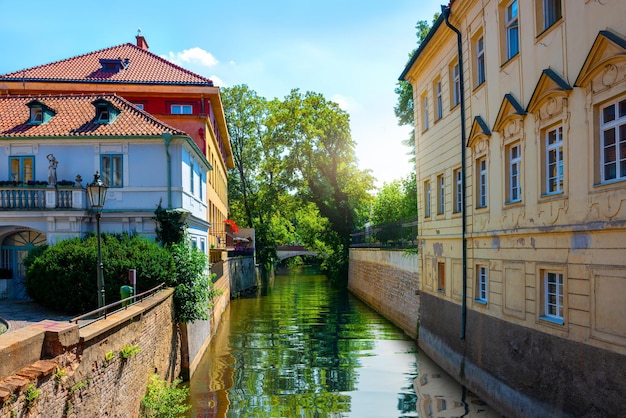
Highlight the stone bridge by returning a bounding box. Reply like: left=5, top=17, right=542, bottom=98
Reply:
left=276, top=245, right=317, bottom=261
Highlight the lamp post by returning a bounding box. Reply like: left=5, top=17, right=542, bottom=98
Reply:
left=87, top=172, right=108, bottom=309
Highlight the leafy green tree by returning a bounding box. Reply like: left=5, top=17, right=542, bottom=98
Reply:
left=371, top=172, right=418, bottom=225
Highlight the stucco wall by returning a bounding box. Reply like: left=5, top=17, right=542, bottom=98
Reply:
left=419, top=292, right=626, bottom=418
left=348, top=248, right=419, bottom=339
left=0, top=289, right=181, bottom=417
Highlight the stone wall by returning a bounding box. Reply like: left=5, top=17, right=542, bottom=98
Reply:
left=0, top=288, right=181, bottom=417
left=228, top=256, right=258, bottom=296
left=348, top=249, right=420, bottom=339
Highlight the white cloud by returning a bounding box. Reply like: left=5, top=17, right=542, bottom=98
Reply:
left=331, top=94, right=350, bottom=111
left=165, top=47, right=218, bottom=67
left=210, top=75, right=225, bottom=87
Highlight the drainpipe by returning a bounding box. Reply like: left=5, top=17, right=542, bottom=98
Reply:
left=441, top=4, right=468, bottom=340
left=162, top=132, right=173, bottom=209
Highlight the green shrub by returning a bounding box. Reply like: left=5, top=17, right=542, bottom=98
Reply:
left=24, top=384, right=40, bottom=410
left=119, top=344, right=141, bottom=360
left=25, top=233, right=175, bottom=314
left=141, top=374, right=190, bottom=418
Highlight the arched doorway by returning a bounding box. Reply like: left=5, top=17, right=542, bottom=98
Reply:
left=0, top=229, right=47, bottom=299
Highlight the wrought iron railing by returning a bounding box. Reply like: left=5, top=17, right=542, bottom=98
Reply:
left=350, top=217, right=419, bottom=249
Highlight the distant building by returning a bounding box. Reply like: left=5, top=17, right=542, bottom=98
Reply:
left=401, top=1, right=626, bottom=416
left=0, top=34, right=234, bottom=298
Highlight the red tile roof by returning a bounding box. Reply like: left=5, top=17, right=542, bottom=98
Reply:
left=0, top=94, right=186, bottom=138
left=0, top=43, right=214, bottom=86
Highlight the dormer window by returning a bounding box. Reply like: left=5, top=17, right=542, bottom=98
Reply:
left=26, top=100, right=56, bottom=125
left=92, top=98, right=119, bottom=124
left=99, top=58, right=130, bottom=73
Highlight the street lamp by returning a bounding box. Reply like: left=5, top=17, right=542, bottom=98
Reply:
left=87, top=172, right=108, bottom=309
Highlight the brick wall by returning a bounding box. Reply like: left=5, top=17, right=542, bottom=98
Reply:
left=348, top=249, right=420, bottom=339
left=0, top=289, right=181, bottom=417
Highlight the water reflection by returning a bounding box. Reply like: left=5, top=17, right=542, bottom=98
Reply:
left=188, top=267, right=499, bottom=417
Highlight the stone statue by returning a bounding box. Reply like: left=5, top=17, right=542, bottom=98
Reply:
left=47, top=154, right=58, bottom=186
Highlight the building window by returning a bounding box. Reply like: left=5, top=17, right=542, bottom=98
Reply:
left=454, top=169, right=462, bottom=213
left=101, top=154, right=123, bottom=187
left=134, top=103, right=144, bottom=110
left=424, top=181, right=431, bottom=218
left=437, top=262, right=446, bottom=292
left=171, top=104, right=193, bottom=115
left=507, top=143, right=522, bottom=203
left=600, top=97, right=626, bottom=183
left=477, top=157, right=488, bottom=208
left=422, top=93, right=429, bottom=131
left=505, top=0, right=519, bottom=60
left=476, top=35, right=485, bottom=86
left=542, top=271, right=564, bottom=323
left=9, top=157, right=34, bottom=183
left=190, top=161, right=195, bottom=194
left=537, top=0, right=562, bottom=33
left=451, top=61, right=461, bottom=107
left=96, top=105, right=110, bottom=123
left=476, top=265, right=488, bottom=303
left=437, top=174, right=445, bottom=214
left=545, top=126, right=564, bottom=194
left=30, top=107, right=43, bottom=124
left=435, top=79, right=443, bottom=120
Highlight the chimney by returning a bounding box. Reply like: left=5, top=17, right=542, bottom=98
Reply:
left=135, top=28, right=149, bottom=50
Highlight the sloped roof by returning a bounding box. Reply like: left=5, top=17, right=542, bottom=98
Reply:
left=0, top=43, right=214, bottom=86
left=0, top=94, right=186, bottom=138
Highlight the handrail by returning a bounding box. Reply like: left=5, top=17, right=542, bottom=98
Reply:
left=70, top=283, right=165, bottom=327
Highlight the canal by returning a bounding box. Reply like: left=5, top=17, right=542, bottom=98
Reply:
left=187, top=267, right=500, bottom=417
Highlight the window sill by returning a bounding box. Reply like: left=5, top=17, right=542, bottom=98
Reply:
left=535, top=18, right=563, bottom=43
left=504, top=199, right=522, bottom=206
left=593, top=178, right=626, bottom=190
left=437, top=289, right=445, bottom=294
left=539, top=191, right=565, bottom=200
left=500, top=53, right=519, bottom=70
left=474, top=299, right=487, bottom=305
left=539, top=315, right=564, bottom=326
left=472, top=81, right=486, bottom=93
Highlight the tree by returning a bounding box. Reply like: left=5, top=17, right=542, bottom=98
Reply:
left=371, top=172, right=417, bottom=225
left=395, top=15, right=440, bottom=164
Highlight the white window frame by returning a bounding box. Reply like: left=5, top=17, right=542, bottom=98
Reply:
left=30, top=107, right=43, bottom=124
left=171, top=104, right=193, bottom=115
left=505, top=0, right=519, bottom=60
left=422, top=94, right=429, bottom=131
left=436, top=80, right=443, bottom=120
left=600, top=97, right=626, bottom=183
left=438, top=174, right=445, bottom=214
left=546, top=126, right=564, bottom=194
left=542, top=0, right=561, bottom=31
left=424, top=181, right=431, bottom=218
left=476, top=265, right=488, bottom=303
left=452, top=62, right=461, bottom=107
left=476, top=35, right=485, bottom=86
left=101, top=154, right=123, bottom=188
left=508, top=143, right=522, bottom=202
left=543, top=271, right=564, bottom=322
left=478, top=157, right=488, bottom=208
left=454, top=169, right=462, bottom=213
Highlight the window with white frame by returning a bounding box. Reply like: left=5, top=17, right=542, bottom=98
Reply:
left=600, top=97, right=626, bottom=183
left=454, top=169, right=462, bottom=213
left=30, top=107, right=43, bottom=124
left=507, top=143, right=522, bottom=202
left=504, top=0, right=519, bottom=61
left=435, top=79, right=443, bottom=120
left=476, top=265, right=488, bottom=303
left=537, top=0, right=562, bottom=33
left=477, top=157, right=488, bottom=208
left=451, top=61, right=461, bottom=107
left=171, top=104, right=193, bottom=115
left=422, top=93, right=429, bottom=131
left=101, top=154, right=123, bottom=187
left=437, top=174, right=445, bottom=214
left=476, top=35, right=485, bottom=86
left=424, top=181, right=431, bottom=218
left=545, top=126, right=564, bottom=194
left=542, top=271, right=564, bottom=322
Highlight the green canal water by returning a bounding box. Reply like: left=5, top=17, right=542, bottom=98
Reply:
left=187, top=267, right=499, bottom=418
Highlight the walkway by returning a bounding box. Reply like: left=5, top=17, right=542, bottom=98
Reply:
left=0, top=299, right=72, bottom=333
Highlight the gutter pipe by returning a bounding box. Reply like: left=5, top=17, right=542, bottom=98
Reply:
left=441, top=4, right=468, bottom=340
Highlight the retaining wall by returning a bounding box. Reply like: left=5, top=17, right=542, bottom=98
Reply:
left=348, top=248, right=420, bottom=339
left=0, top=289, right=181, bottom=418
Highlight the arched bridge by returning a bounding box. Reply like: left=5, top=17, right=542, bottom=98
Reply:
left=276, top=245, right=317, bottom=261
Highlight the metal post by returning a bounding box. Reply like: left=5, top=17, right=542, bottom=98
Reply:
left=96, top=212, right=105, bottom=309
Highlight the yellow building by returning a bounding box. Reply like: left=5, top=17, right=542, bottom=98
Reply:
left=401, top=1, right=626, bottom=416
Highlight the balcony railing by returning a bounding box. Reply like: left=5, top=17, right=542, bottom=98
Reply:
left=350, top=217, right=419, bottom=249
left=0, top=185, right=84, bottom=210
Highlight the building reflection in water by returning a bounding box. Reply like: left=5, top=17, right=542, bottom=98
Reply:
left=415, top=351, right=502, bottom=417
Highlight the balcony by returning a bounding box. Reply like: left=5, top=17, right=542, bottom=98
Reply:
left=0, top=183, right=85, bottom=210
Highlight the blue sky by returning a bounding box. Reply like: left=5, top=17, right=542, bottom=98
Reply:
left=0, top=0, right=442, bottom=187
